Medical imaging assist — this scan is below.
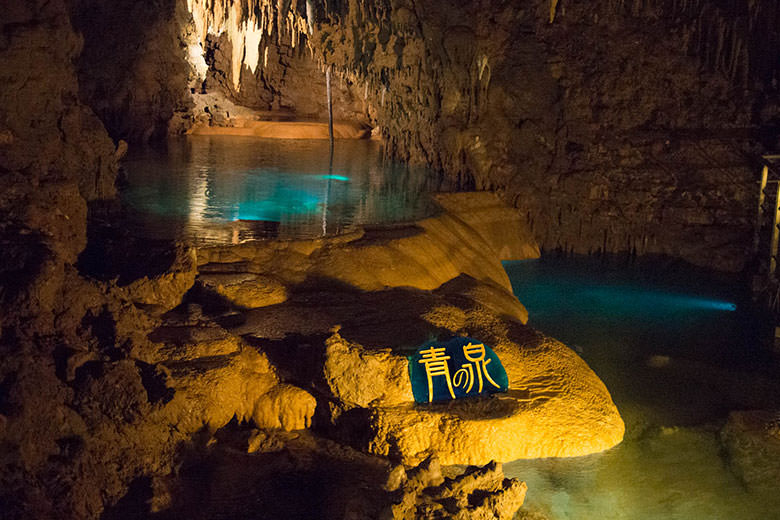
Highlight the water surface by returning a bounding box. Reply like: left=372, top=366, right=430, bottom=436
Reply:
left=120, top=136, right=440, bottom=243
left=503, top=256, right=780, bottom=520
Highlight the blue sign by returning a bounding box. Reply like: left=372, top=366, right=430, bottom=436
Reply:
left=408, top=337, right=509, bottom=403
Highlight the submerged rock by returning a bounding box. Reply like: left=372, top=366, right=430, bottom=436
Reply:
left=721, top=410, right=780, bottom=492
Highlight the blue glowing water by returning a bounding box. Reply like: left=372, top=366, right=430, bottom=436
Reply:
left=120, top=136, right=441, bottom=243
left=503, top=256, right=780, bottom=520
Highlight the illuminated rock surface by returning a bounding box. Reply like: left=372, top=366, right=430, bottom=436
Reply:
left=198, top=272, right=288, bottom=309
left=197, top=191, right=540, bottom=295
left=323, top=319, right=624, bottom=465
left=163, top=343, right=315, bottom=432
left=223, top=193, right=623, bottom=465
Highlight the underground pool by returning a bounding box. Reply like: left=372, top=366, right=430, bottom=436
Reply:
left=503, top=256, right=780, bottom=520
left=119, top=136, right=441, bottom=243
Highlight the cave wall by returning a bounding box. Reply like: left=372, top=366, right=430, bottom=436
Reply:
left=609, top=0, right=780, bottom=92
left=0, top=1, right=127, bottom=516
left=203, top=32, right=370, bottom=124
left=60, top=0, right=778, bottom=270
left=302, top=0, right=776, bottom=271
left=2, top=3, right=197, bottom=518
left=68, top=0, right=193, bottom=143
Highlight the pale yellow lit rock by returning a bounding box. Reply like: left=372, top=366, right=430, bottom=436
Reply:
left=141, top=324, right=241, bottom=364
left=196, top=191, right=540, bottom=300
left=327, top=330, right=624, bottom=466
left=251, top=384, right=317, bottom=431
left=164, top=347, right=315, bottom=432
left=198, top=272, right=287, bottom=308
left=323, top=335, right=415, bottom=410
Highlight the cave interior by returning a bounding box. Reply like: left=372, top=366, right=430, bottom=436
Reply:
left=2, top=0, right=780, bottom=519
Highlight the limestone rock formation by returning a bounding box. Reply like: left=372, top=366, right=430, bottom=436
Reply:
left=328, top=328, right=624, bottom=466
left=203, top=192, right=622, bottom=465
left=55, top=0, right=778, bottom=272
left=198, top=272, right=288, bottom=309
left=721, top=410, right=780, bottom=492
left=118, top=246, right=198, bottom=312
left=147, top=314, right=317, bottom=434
left=9, top=0, right=771, bottom=517
left=143, top=321, right=242, bottom=364
left=197, top=191, right=540, bottom=295
left=382, top=457, right=527, bottom=520
left=323, top=334, right=413, bottom=409
left=178, top=0, right=773, bottom=272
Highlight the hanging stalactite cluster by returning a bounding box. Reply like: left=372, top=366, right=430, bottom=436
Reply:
left=178, top=0, right=765, bottom=271
left=608, top=0, right=779, bottom=89
left=183, top=0, right=507, bottom=175
left=187, top=0, right=309, bottom=89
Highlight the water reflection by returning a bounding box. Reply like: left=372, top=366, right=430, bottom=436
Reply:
left=120, top=136, right=441, bottom=243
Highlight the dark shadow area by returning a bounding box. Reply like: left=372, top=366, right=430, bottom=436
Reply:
left=232, top=276, right=449, bottom=351
left=78, top=202, right=182, bottom=285
left=100, top=476, right=153, bottom=520
left=136, top=361, right=175, bottom=405
left=346, top=223, right=426, bottom=246
left=243, top=333, right=330, bottom=389
left=69, top=0, right=186, bottom=143
left=152, top=434, right=390, bottom=520
left=0, top=226, right=50, bottom=304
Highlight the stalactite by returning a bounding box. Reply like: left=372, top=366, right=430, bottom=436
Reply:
left=550, top=0, right=560, bottom=23
left=610, top=0, right=778, bottom=88
left=186, top=0, right=308, bottom=90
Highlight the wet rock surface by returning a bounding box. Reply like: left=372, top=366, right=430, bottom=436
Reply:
left=196, top=197, right=623, bottom=465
